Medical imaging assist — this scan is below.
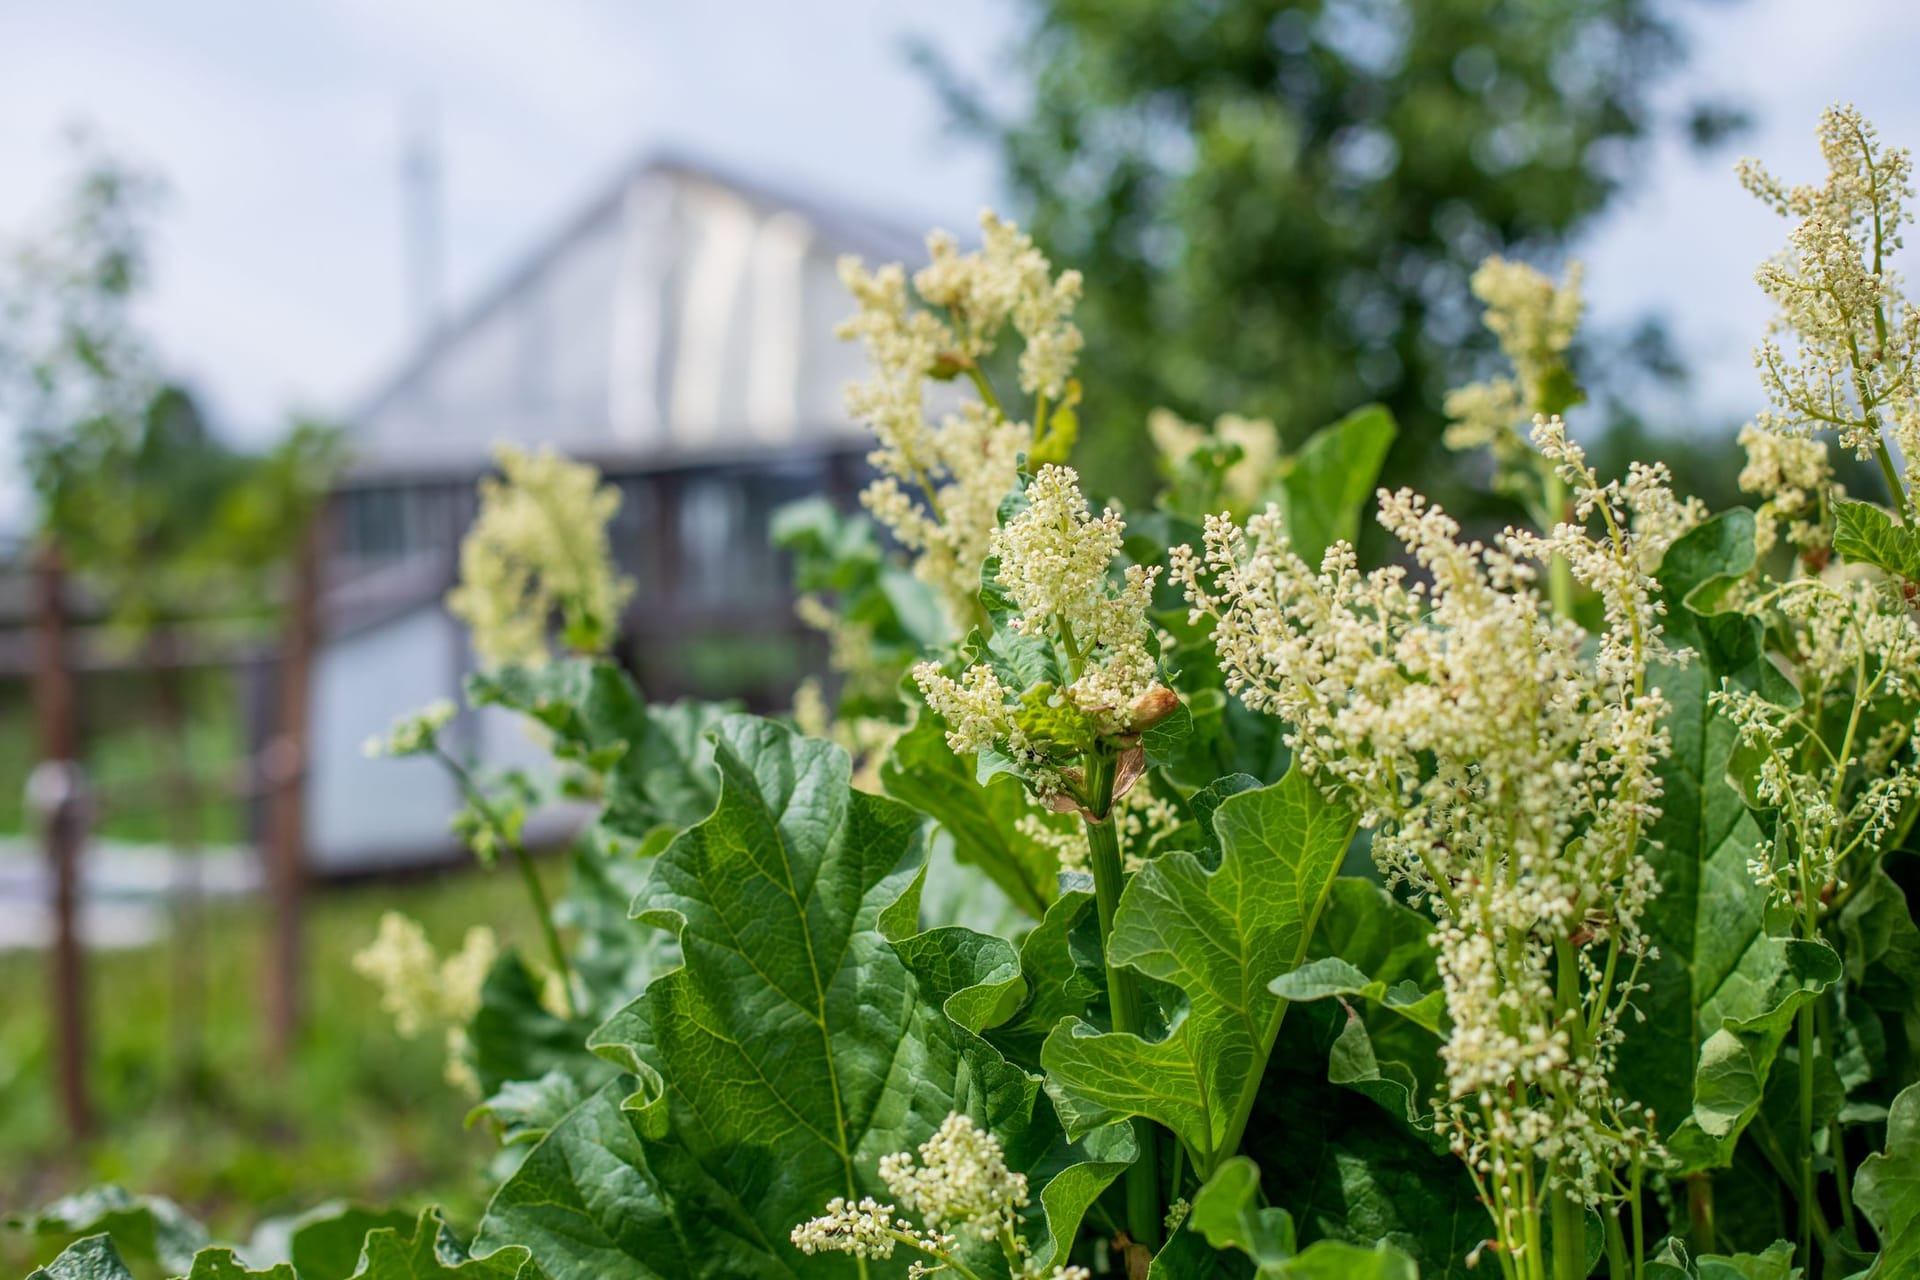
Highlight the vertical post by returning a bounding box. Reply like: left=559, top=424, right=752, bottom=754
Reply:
left=264, top=512, right=321, bottom=1065
left=28, top=541, right=90, bottom=1139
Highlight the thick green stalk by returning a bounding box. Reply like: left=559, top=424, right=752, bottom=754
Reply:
left=1542, top=466, right=1577, bottom=622
left=1551, top=1185, right=1587, bottom=1280
left=1082, top=750, right=1161, bottom=1250
left=509, top=840, right=575, bottom=1018
left=1797, top=998, right=1817, bottom=1267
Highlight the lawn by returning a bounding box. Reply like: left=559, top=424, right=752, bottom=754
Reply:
left=0, top=859, right=563, bottom=1275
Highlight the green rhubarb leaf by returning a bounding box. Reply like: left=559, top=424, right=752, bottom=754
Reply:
left=1272, top=405, right=1397, bottom=567
left=349, top=1209, right=545, bottom=1279
left=1857, top=1082, right=1920, bottom=1275
left=465, top=660, right=729, bottom=840
left=26, top=1236, right=135, bottom=1280
left=1191, top=1155, right=1297, bottom=1270
left=183, top=1251, right=298, bottom=1279
left=1669, top=939, right=1843, bottom=1165
left=886, top=919, right=1132, bottom=1272
left=1840, top=858, right=1920, bottom=1017
left=1271, top=957, right=1442, bottom=1035
left=1247, top=1059, right=1484, bottom=1279
left=468, top=1070, right=584, bottom=1149
left=1285, top=879, right=1447, bottom=1135
left=881, top=710, right=1067, bottom=918
left=11, top=1186, right=210, bottom=1274
left=23, top=1235, right=301, bottom=1280
left=478, top=716, right=1067, bottom=1279
left=246, top=1203, right=419, bottom=1280
left=466, top=950, right=609, bottom=1100
left=1042, top=765, right=1356, bottom=1175
left=1623, top=510, right=1835, bottom=1171
left=984, top=885, right=1104, bottom=1070
left=1834, top=499, right=1920, bottom=581
left=1646, top=1238, right=1800, bottom=1280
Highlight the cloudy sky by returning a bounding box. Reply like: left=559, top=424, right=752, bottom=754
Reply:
left=1, top=0, right=1917, bottom=498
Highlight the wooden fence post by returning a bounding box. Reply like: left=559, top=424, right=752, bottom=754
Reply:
left=29, top=541, right=90, bottom=1139
left=263, top=511, right=321, bottom=1065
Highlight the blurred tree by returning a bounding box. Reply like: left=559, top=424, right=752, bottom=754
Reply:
left=2, top=135, right=340, bottom=633
left=918, top=0, right=1740, bottom=502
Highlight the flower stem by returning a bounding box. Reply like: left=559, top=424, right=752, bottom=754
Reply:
left=1542, top=466, right=1578, bottom=623
left=1082, top=749, right=1161, bottom=1251
left=1797, top=997, right=1817, bottom=1267
left=1550, top=1185, right=1587, bottom=1280
left=436, top=748, right=575, bottom=1015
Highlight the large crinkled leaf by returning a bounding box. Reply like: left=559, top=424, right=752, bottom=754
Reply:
left=984, top=883, right=1104, bottom=1070
left=348, top=1209, right=546, bottom=1279
left=881, top=711, right=1065, bottom=917
left=12, top=1186, right=210, bottom=1274
left=27, top=1236, right=136, bottom=1280
left=886, top=920, right=1132, bottom=1272
left=1840, top=858, right=1920, bottom=1017
left=186, top=1251, right=299, bottom=1280
left=1671, top=938, right=1844, bottom=1163
left=245, top=1203, right=418, bottom=1280
left=478, top=716, right=1061, bottom=1278
left=1043, top=765, right=1355, bottom=1176
left=1271, top=404, right=1397, bottom=567
left=1857, top=1081, right=1920, bottom=1275
left=1624, top=511, right=1832, bottom=1170
left=24, top=1234, right=298, bottom=1280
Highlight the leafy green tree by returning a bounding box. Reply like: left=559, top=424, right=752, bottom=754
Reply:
left=919, top=0, right=1729, bottom=500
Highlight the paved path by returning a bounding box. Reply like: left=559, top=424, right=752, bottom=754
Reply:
left=0, top=839, right=260, bottom=951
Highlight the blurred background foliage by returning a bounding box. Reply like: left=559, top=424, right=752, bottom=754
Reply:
left=917, top=0, right=1752, bottom=518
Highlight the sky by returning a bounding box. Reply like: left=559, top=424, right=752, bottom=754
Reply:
left=1, top=0, right=1918, bottom=514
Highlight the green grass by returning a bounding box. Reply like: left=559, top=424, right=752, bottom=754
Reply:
left=0, top=669, right=247, bottom=845
left=0, top=861, right=565, bottom=1274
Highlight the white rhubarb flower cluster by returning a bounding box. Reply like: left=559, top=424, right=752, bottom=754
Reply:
left=912, top=465, right=1167, bottom=803
left=1173, top=418, right=1677, bottom=1206
left=838, top=211, right=1085, bottom=628
left=363, top=699, right=457, bottom=759
left=446, top=444, right=633, bottom=669
left=1443, top=256, right=1584, bottom=468
left=351, top=911, right=498, bottom=1093
left=1739, top=105, right=1920, bottom=508
left=878, top=1113, right=1029, bottom=1245
left=1737, top=424, right=1838, bottom=555
left=1713, top=579, right=1920, bottom=914
left=792, top=1114, right=1087, bottom=1278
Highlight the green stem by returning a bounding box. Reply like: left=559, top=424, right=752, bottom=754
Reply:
left=1083, top=750, right=1161, bottom=1251
left=438, top=749, right=576, bottom=1015
left=1685, top=1172, right=1716, bottom=1257
left=1550, top=1184, right=1587, bottom=1280
left=1872, top=441, right=1913, bottom=527
left=510, top=840, right=574, bottom=1017
left=1797, top=998, right=1817, bottom=1267
left=1605, top=1208, right=1628, bottom=1280
left=1543, top=466, right=1578, bottom=623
